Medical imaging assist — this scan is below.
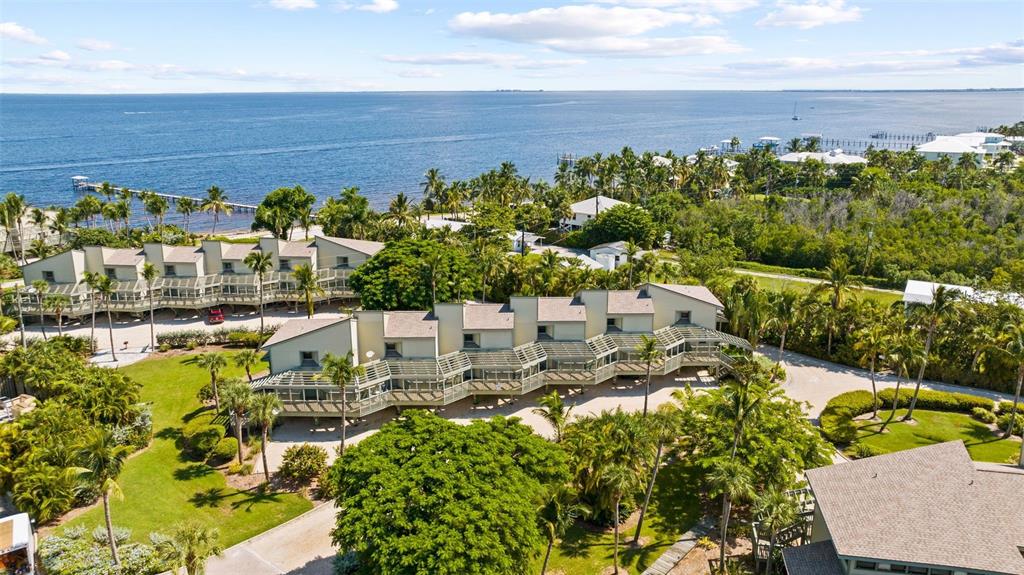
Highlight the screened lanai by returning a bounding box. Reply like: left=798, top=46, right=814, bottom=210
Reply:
left=539, top=334, right=618, bottom=385
left=19, top=282, right=93, bottom=317
left=250, top=359, right=393, bottom=418
left=157, top=275, right=221, bottom=309
left=466, top=342, right=547, bottom=395
left=386, top=351, right=472, bottom=405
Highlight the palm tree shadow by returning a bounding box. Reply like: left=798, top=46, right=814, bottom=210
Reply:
left=190, top=487, right=227, bottom=508
left=228, top=486, right=285, bottom=512
left=174, top=463, right=214, bottom=481
left=283, top=555, right=336, bottom=575
left=558, top=523, right=608, bottom=560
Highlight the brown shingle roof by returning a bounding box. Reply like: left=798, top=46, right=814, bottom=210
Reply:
left=163, top=245, right=203, bottom=263
left=806, top=441, right=1024, bottom=574
left=220, top=243, right=258, bottom=260
left=103, top=248, right=144, bottom=266
left=463, top=303, right=514, bottom=330
left=537, top=297, right=585, bottom=322
left=606, top=290, right=653, bottom=315
left=650, top=283, right=724, bottom=308
left=383, top=311, right=437, bottom=338
left=278, top=241, right=316, bottom=258
left=262, top=317, right=349, bottom=348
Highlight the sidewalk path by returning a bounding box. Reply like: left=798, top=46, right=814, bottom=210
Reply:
left=205, top=503, right=336, bottom=575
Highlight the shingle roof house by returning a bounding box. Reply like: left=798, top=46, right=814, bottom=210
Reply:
left=784, top=441, right=1024, bottom=575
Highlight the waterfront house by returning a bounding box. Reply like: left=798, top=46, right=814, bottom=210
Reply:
left=255, top=282, right=750, bottom=418
left=778, top=149, right=868, bottom=166
left=917, top=132, right=1011, bottom=164
left=902, top=279, right=1024, bottom=310
left=783, top=441, right=1024, bottom=575
left=561, top=195, right=628, bottom=230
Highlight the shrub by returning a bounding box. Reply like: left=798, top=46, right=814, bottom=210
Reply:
left=877, top=387, right=994, bottom=414
left=112, top=406, right=153, bottom=450
left=41, top=527, right=164, bottom=575
left=159, top=343, right=171, bottom=352
left=241, top=462, right=254, bottom=475
left=157, top=326, right=278, bottom=350
left=997, top=412, right=1024, bottom=435
left=91, top=525, right=131, bottom=545
left=196, top=383, right=216, bottom=403
left=972, top=407, right=997, bottom=424
left=182, top=420, right=225, bottom=457
left=227, top=331, right=265, bottom=348
left=849, top=443, right=883, bottom=459
left=316, top=468, right=338, bottom=500
left=210, top=437, right=239, bottom=464
left=819, top=390, right=875, bottom=444
left=998, top=401, right=1018, bottom=414
left=333, top=551, right=360, bottom=575
left=278, top=443, right=328, bottom=485
left=0, top=253, right=21, bottom=279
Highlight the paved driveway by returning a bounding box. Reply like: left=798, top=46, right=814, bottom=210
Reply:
left=208, top=347, right=1015, bottom=574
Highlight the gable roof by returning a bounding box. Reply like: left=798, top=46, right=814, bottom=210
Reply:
left=569, top=195, right=627, bottom=216
left=649, top=283, right=724, bottom=309
left=537, top=297, right=586, bottom=322
left=463, top=303, right=514, bottom=330
left=278, top=240, right=316, bottom=258
left=163, top=245, right=204, bottom=264
left=103, top=248, right=144, bottom=266
left=383, top=311, right=437, bottom=338
left=220, top=243, right=258, bottom=260
left=806, top=441, right=1024, bottom=574
left=262, top=317, right=349, bottom=348
left=606, top=290, right=654, bottom=315
left=316, top=235, right=385, bottom=256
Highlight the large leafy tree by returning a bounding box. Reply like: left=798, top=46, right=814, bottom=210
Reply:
left=328, top=411, right=569, bottom=575
left=581, top=204, right=657, bottom=248
left=252, top=185, right=316, bottom=239
left=349, top=239, right=477, bottom=310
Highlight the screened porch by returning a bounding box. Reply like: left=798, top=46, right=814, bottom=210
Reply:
left=539, top=334, right=618, bottom=385
left=465, top=342, right=547, bottom=395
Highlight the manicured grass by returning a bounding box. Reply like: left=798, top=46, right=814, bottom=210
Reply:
left=534, top=462, right=704, bottom=575
left=738, top=273, right=903, bottom=306
left=62, top=352, right=312, bottom=547
left=848, top=409, right=1022, bottom=464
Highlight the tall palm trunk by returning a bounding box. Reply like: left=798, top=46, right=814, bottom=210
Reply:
left=633, top=439, right=663, bottom=544
left=868, top=355, right=879, bottom=418
left=613, top=496, right=621, bottom=574
left=879, top=376, right=902, bottom=433
left=257, top=274, right=265, bottom=334
left=56, top=311, right=63, bottom=336
left=148, top=290, right=156, bottom=350
left=642, top=360, right=652, bottom=417
left=103, top=491, right=120, bottom=567
left=765, top=532, right=777, bottom=575
left=234, top=414, right=244, bottom=465
left=1002, top=365, right=1022, bottom=439
left=541, top=536, right=553, bottom=575
left=210, top=373, right=220, bottom=411
left=15, top=286, right=26, bottom=350
left=905, top=327, right=934, bottom=421
left=261, top=425, right=271, bottom=484
left=776, top=327, right=788, bottom=362
left=339, top=384, right=348, bottom=455
left=37, top=295, right=46, bottom=341
left=106, top=304, right=117, bottom=362
left=719, top=495, right=732, bottom=569
left=90, top=289, right=97, bottom=352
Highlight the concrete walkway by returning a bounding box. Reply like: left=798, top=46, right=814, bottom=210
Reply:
left=214, top=348, right=1014, bottom=574
left=641, top=517, right=716, bottom=575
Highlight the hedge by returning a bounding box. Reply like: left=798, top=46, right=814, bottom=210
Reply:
left=998, top=401, right=1018, bottom=415
left=877, top=387, right=994, bottom=413
left=997, top=412, right=1024, bottom=435
left=971, top=408, right=997, bottom=424
left=819, top=387, right=996, bottom=445
left=209, top=437, right=239, bottom=464
left=156, top=325, right=277, bottom=349
left=182, top=420, right=225, bottom=457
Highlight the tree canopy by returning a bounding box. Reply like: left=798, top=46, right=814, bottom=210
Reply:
left=251, top=185, right=316, bottom=239
left=349, top=238, right=477, bottom=310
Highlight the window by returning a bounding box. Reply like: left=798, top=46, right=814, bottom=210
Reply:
left=336, top=256, right=350, bottom=268
left=385, top=342, right=400, bottom=357
left=300, top=351, right=318, bottom=367
left=42, top=271, right=55, bottom=282
left=675, top=311, right=691, bottom=325
left=463, top=333, right=478, bottom=348
left=105, top=267, right=116, bottom=279
left=164, top=265, right=176, bottom=277
left=906, top=568, right=927, bottom=575
left=279, top=259, right=291, bottom=271
left=222, top=262, right=234, bottom=274
left=606, top=317, right=620, bottom=331
left=854, top=562, right=877, bottom=570
left=929, top=570, right=951, bottom=575
left=537, top=325, right=549, bottom=339
left=888, top=566, right=907, bottom=573
left=302, top=388, right=324, bottom=401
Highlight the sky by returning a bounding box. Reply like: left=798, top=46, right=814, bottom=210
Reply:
left=1, top=0, right=1022, bottom=93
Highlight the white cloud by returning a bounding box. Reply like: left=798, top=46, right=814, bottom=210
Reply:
left=382, top=52, right=586, bottom=69
left=397, top=68, right=442, bottom=78
left=359, top=0, right=398, bottom=13
left=546, top=35, right=742, bottom=57
left=450, top=5, right=717, bottom=43
left=0, top=22, right=48, bottom=45
left=598, top=0, right=758, bottom=13
left=40, top=50, right=71, bottom=61
left=757, top=0, right=862, bottom=29
left=77, top=38, right=117, bottom=51
left=269, top=0, right=318, bottom=10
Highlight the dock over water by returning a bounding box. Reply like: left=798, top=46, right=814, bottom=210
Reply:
left=72, top=177, right=259, bottom=214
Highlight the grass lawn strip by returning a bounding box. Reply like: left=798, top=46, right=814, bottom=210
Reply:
left=849, top=408, right=1021, bottom=464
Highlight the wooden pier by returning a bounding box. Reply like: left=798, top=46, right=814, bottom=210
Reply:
left=71, top=177, right=258, bottom=214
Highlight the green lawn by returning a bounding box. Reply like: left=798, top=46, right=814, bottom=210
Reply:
left=737, top=272, right=903, bottom=306
left=61, top=352, right=312, bottom=547
left=534, top=463, right=704, bottom=575
left=847, top=409, right=1022, bottom=464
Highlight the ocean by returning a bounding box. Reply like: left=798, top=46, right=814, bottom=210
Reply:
left=1, top=91, right=1022, bottom=220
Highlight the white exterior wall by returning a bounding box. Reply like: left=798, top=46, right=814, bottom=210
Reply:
left=355, top=311, right=386, bottom=361
left=477, top=330, right=513, bottom=349
left=650, top=286, right=719, bottom=329
left=314, top=240, right=372, bottom=270
left=166, top=261, right=201, bottom=277
left=200, top=241, right=224, bottom=275
left=143, top=243, right=165, bottom=270
left=389, top=337, right=437, bottom=358
left=266, top=320, right=357, bottom=374
left=580, top=291, right=609, bottom=338
left=510, top=297, right=539, bottom=346
left=433, top=303, right=464, bottom=355
left=550, top=322, right=585, bottom=341
left=22, top=250, right=84, bottom=284
left=619, top=314, right=654, bottom=332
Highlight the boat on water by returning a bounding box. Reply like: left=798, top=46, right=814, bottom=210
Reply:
left=792, top=102, right=800, bottom=121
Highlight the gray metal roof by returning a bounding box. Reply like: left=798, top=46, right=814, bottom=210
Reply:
left=262, top=317, right=349, bottom=348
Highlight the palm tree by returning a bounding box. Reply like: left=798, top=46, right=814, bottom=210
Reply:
left=532, top=390, right=574, bottom=442
left=538, top=485, right=585, bottom=575
left=201, top=185, right=232, bottom=235
left=421, top=167, right=445, bottom=210
left=220, top=379, right=253, bottom=465
left=602, top=464, right=637, bottom=575
left=43, top=293, right=69, bottom=336
left=709, top=458, right=754, bottom=570
left=95, top=274, right=118, bottom=361
left=142, top=262, right=160, bottom=351
left=633, top=405, right=678, bottom=544
left=818, top=255, right=859, bottom=312
left=624, top=241, right=640, bottom=288
left=78, top=429, right=131, bottom=568
left=4, top=193, right=28, bottom=264
left=880, top=332, right=922, bottom=433
left=316, top=351, right=364, bottom=454
left=764, top=290, right=798, bottom=362
left=31, top=279, right=48, bottom=340
left=387, top=192, right=416, bottom=232
left=754, top=487, right=799, bottom=575
left=249, top=393, right=282, bottom=484
left=243, top=250, right=274, bottom=334
left=637, top=335, right=663, bottom=417
left=145, top=193, right=170, bottom=240
left=723, top=364, right=780, bottom=458
left=176, top=197, right=198, bottom=236
left=234, top=349, right=261, bottom=382
left=853, top=320, right=887, bottom=418
left=195, top=352, right=227, bottom=410
left=292, top=263, right=322, bottom=319
left=984, top=322, right=1024, bottom=440
left=904, top=285, right=959, bottom=421
left=159, top=521, right=223, bottom=575
left=83, top=271, right=101, bottom=352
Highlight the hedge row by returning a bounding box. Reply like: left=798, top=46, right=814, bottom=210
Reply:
left=819, top=388, right=997, bottom=444
left=156, top=325, right=277, bottom=350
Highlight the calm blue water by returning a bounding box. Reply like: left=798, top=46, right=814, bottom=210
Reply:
left=2, top=91, right=1022, bottom=214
